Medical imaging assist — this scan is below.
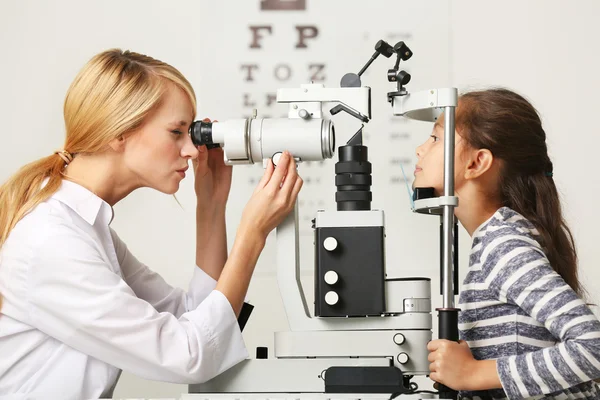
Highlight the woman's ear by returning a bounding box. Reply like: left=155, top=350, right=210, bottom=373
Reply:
left=464, top=148, right=495, bottom=180
left=108, top=135, right=125, bottom=152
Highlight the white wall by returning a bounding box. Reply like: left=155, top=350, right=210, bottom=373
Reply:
left=0, top=0, right=598, bottom=398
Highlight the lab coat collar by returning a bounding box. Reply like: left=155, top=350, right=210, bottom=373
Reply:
left=49, top=178, right=114, bottom=226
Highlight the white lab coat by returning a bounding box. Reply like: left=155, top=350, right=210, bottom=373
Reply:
left=0, top=179, right=249, bottom=399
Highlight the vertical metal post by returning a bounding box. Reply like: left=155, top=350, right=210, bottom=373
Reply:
left=438, top=106, right=459, bottom=400
left=442, top=106, right=455, bottom=309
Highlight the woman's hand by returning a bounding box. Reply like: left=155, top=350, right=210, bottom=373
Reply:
left=238, top=151, right=303, bottom=240
left=214, top=151, right=303, bottom=316
left=427, top=339, right=502, bottom=391
left=192, top=118, right=232, bottom=212
left=193, top=118, right=232, bottom=281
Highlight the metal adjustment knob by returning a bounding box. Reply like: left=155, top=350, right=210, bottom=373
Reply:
left=393, top=333, right=405, bottom=345
left=323, top=237, right=338, bottom=251
left=397, top=352, right=409, bottom=364
left=325, top=291, right=339, bottom=305
left=324, top=271, right=339, bottom=285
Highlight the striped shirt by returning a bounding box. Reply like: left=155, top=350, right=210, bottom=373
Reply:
left=458, top=207, right=600, bottom=400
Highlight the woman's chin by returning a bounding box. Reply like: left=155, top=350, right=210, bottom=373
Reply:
left=155, top=181, right=180, bottom=195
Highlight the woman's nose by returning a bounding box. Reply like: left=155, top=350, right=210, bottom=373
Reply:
left=182, top=135, right=199, bottom=159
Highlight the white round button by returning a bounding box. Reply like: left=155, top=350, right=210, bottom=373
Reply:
left=325, top=291, right=339, bottom=305
left=324, top=271, right=339, bottom=285
left=323, top=237, right=338, bottom=251
left=298, top=109, right=310, bottom=119
left=397, top=352, right=409, bottom=364
left=393, top=333, right=406, bottom=345
left=272, top=152, right=283, bottom=166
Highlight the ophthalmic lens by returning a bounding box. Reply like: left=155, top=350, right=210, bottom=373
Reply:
left=189, top=120, right=220, bottom=149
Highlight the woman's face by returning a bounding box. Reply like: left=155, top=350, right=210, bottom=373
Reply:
left=413, top=113, right=466, bottom=196
left=123, top=82, right=198, bottom=194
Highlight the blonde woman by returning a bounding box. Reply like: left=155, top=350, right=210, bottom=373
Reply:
left=0, top=49, right=303, bottom=399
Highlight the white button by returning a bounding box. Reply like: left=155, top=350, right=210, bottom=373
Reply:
left=298, top=109, right=310, bottom=119
left=323, top=237, right=338, bottom=251
left=397, top=352, right=409, bottom=364
left=393, top=333, right=405, bottom=345
left=272, top=152, right=283, bottom=166
left=324, top=271, right=339, bottom=285
left=325, top=291, right=339, bottom=305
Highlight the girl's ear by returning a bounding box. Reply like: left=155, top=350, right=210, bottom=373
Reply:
left=464, top=148, right=495, bottom=180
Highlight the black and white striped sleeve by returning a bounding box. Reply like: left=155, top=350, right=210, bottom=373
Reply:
left=484, top=238, right=600, bottom=400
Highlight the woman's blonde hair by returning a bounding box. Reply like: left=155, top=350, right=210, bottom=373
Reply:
left=0, top=49, right=196, bottom=309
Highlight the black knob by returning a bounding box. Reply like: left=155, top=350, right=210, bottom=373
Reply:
left=397, top=70, right=411, bottom=85
left=394, top=41, right=413, bottom=61
left=375, top=40, right=395, bottom=58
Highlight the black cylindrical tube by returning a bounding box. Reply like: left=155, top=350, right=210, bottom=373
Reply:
left=335, top=144, right=372, bottom=211
left=437, top=308, right=460, bottom=399
left=438, top=309, right=459, bottom=341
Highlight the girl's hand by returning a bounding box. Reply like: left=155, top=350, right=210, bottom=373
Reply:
left=427, top=339, right=478, bottom=391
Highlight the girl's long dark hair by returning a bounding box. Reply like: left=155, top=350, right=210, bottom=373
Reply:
left=457, top=88, right=583, bottom=297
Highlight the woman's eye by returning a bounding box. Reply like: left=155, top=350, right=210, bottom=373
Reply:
left=171, top=129, right=183, bottom=135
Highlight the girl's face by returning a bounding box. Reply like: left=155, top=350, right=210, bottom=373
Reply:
left=413, top=114, right=467, bottom=196
left=122, top=82, right=199, bottom=194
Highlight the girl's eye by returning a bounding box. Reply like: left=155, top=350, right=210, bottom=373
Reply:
left=171, top=129, right=183, bottom=135
left=430, top=135, right=440, bottom=142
